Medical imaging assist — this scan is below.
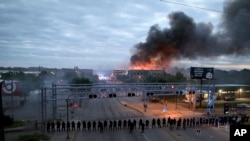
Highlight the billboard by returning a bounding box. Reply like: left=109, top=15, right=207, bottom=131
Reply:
left=1, top=80, right=21, bottom=96
left=190, top=67, right=214, bottom=79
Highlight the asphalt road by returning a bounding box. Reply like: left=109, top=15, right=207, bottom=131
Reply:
left=51, top=97, right=230, bottom=141
left=4, top=91, right=231, bottom=141
left=71, top=126, right=229, bottom=141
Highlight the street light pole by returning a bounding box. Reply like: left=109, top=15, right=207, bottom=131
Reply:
left=41, top=87, right=45, bottom=135
left=239, top=89, right=242, bottom=98
left=0, top=81, right=5, bottom=141
left=171, top=85, right=178, bottom=109
left=219, top=90, right=222, bottom=100
left=66, top=99, right=69, bottom=139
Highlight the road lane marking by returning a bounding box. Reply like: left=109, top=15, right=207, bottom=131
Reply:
left=142, top=132, right=150, bottom=141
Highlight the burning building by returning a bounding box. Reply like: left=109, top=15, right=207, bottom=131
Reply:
left=112, top=69, right=166, bottom=83
left=127, top=69, right=166, bottom=82
left=130, top=0, right=250, bottom=70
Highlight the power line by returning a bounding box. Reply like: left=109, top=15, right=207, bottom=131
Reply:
left=160, top=0, right=223, bottom=13
left=159, top=0, right=249, bottom=17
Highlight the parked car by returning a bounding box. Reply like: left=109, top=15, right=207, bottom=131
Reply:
left=182, top=97, right=201, bottom=103
left=224, top=95, right=235, bottom=101
left=150, top=97, right=160, bottom=103
left=237, top=103, right=250, bottom=111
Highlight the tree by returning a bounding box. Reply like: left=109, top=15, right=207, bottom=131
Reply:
left=174, top=71, right=187, bottom=82
left=166, top=71, right=187, bottom=83
left=70, top=77, right=92, bottom=84
left=144, top=75, right=168, bottom=83
left=69, top=77, right=92, bottom=92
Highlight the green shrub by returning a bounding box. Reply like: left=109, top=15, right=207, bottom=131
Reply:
left=5, top=120, right=26, bottom=128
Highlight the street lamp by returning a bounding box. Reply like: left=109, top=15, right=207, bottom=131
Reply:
left=176, top=93, right=177, bottom=109
left=239, top=89, right=242, bottom=98
left=219, top=89, right=222, bottom=100
left=66, top=99, right=69, bottom=139
left=66, top=94, right=74, bottom=139
left=171, top=85, right=178, bottom=108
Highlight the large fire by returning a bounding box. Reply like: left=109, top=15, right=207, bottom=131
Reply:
left=129, top=57, right=171, bottom=70
left=129, top=63, right=157, bottom=70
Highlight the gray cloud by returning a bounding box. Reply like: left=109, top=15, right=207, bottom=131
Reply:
left=130, top=0, right=250, bottom=70
left=1, top=0, right=249, bottom=70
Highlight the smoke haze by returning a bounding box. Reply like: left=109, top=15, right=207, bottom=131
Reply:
left=130, top=0, right=250, bottom=69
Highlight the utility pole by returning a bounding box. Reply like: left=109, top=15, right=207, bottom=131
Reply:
left=52, top=83, right=57, bottom=120
left=11, top=80, right=13, bottom=119
left=66, top=99, right=69, bottom=139
left=0, top=81, right=6, bottom=141
left=200, top=79, right=202, bottom=108
left=41, top=88, right=45, bottom=135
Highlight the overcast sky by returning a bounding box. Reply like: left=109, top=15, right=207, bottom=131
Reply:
left=0, top=0, right=250, bottom=71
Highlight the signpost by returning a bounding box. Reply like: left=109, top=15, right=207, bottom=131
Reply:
left=190, top=67, right=214, bottom=108
left=190, top=67, right=214, bottom=80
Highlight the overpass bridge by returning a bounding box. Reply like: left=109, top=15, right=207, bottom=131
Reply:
left=40, top=82, right=216, bottom=135
left=41, top=83, right=216, bottom=118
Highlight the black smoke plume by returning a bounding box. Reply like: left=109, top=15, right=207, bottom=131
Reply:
left=130, top=0, right=250, bottom=69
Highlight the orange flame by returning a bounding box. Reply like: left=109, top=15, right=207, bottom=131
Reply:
left=129, top=63, right=157, bottom=70
left=130, top=47, right=177, bottom=70
left=129, top=57, right=169, bottom=70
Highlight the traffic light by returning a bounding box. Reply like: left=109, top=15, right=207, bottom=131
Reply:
left=108, top=93, right=117, bottom=98
left=89, top=94, right=97, bottom=98
left=224, top=103, right=229, bottom=115
left=176, top=91, right=183, bottom=95
left=189, top=91, right=195, bottom=94
left=146, top=92, right=154, bottom=96
left=73, top=103, right=78, bottom=108
left=128, top=93, right=135, bottom=97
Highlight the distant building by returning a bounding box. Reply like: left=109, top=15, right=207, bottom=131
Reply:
left=79, top=69, right=98, bottom=82
left=80, top=69, right=93, bottom=78
left=1, top=80, right=22, bottom=108
left=113, top=70, right=127, bottom=77
left=111, top=69, right=167, bottom=83
left=127, top=70, right=166, bottom=82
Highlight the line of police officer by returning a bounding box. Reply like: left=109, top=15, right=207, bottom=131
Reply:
left=46, top=117, right=195, bottom=133
left=46, top=115, right=249, bottom=133
left=46, top=118, right=145, bottom=133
